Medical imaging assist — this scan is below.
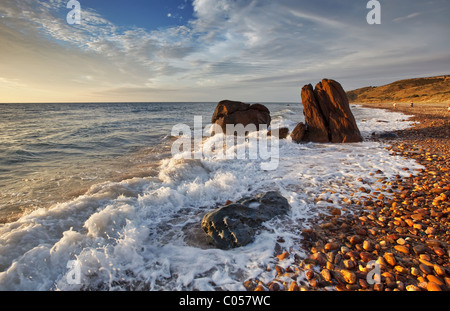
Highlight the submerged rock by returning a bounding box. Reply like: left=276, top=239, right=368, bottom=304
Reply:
left=201, top=191, right=290, bottom=249
left=268, top=127, right=289, bottom=139
left=372, top=132, right=399, bottom=139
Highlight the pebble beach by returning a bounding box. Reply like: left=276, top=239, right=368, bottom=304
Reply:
left=245, top=102, right=450, bottom=292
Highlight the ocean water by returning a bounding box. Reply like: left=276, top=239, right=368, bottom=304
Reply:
left=0, top=102, right=422, bottom=290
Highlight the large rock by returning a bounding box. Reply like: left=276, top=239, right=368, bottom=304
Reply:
left=315, top=79, right=363, bottom=143
left=201, top=191, right=290, bottom=249
left=299, top=79, right=363, bottom=143
left=211, top=100, right=271, bottom=134
left=301, top=84, right=330, bottom=143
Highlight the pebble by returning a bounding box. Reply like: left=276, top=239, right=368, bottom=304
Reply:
left=268, top=281, right=283, bottom=291
left=396, top=238, right=406, bottom=245
left=433, top=247, right=446, bottom=256
left=406, top=285, right=421, bottom=291
left=427, top=282, right=442, bottom=291
left=305, top=270, right=314, bottom=280
left=413, top=244, right=428, bottom=255
left=411, top=267, right=420, bottom=276
left=348, top=235, right=363, bottom=245
left=340, top=270, right=357, bottom=284
left=373, top=283, right=384, bottom=291
left=384, top=253, right=397, bottom=266
left=324, top=242, right=339, bottom=251
left=320, top=269, right=332, bottom=282
left=363, top=240, right=374, bottom=251
left=394, top=266, right=408, bottom=274
left=427, top=275, right=444, bottom=286
left=360, top=252, right=374, bottom=263
left=394, top=245, right=410, bottom=255
left=434, top=264, right=447, bottom=276
left=419, top=263, right=433, bottom=275
left=249, top=111, right=450, bottom=292
left=275, top=265, right=285, bottom=276
left=277, top=251, right=290, bottom=261
left=331, top=208, right=341, bottom=216
left=419, top=258, right=434, bottom=267
left=343, top=259, right=356, bottom=269
left=288, top=281, right=299, bottom=291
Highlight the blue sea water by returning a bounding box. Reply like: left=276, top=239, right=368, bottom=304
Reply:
left=0, top=102, right=297, bottom=222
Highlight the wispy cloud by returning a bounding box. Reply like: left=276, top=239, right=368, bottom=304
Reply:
left=0, top=0, right=449, bottom=102
left=393, top=12, right=421, bottom=22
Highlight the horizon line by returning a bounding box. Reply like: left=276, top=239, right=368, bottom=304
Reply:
left=0, top=101, right=301, bottom=105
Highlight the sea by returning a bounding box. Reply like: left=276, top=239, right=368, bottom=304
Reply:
left=0, top=102, right=422, bottom=290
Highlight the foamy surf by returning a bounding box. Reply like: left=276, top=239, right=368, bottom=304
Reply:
left=0, top=105, right=423, bottom=291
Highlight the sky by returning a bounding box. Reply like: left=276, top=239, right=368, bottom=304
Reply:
left=0, top=0, right=449, bottom=103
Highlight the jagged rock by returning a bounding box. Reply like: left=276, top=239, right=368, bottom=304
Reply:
left=211, top=100, right=271, bottom=134
left=300, top=79, right=363, bottom=143
left=301, top=84, right=330, bottom=143
left=201, top=191, right=290, bottom=249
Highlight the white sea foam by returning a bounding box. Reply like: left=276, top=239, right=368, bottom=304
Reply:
left=0, top=105, right=423, bottom=291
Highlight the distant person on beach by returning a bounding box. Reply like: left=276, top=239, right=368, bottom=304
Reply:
left=410, top=102, right=414, bottom=108
left=393, top=103, right=397, bottom=110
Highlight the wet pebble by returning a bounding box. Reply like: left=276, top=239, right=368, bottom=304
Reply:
left=250, top=112, right=450, bottom=292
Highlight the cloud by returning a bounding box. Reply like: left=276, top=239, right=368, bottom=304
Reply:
left=0, top=77, right=27, bottom=88
left=0, top=0, right=449, bottom=102
left=393, top=12, right=421, bottom=22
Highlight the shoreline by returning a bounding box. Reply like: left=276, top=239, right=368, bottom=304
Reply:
left=245, top=102, right=449, bottom=291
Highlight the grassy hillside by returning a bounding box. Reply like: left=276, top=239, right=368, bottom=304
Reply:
left=347, top=75, right=450, bottom=104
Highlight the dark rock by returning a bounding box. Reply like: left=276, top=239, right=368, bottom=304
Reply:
left=372, top=132, right=399, bottom=139
left=300, top=79, right=363, bottom=143
left=211, top=100, right=271, bottom=134
left=183, top=222, right=216, bottom=249
left=413, top=244, right=429, bottom=255
left=290, top=122, right=307, bottom=143
left=268, top=127, right=289, bottom=139
left=201, top=191, right=290, bottom=249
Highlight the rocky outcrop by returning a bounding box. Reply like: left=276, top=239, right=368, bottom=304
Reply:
left=211, top=100, right=271, bottom=134
left=298, top=79, right=363, bottom=143
left=201, top=191, right=290, bottom=249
